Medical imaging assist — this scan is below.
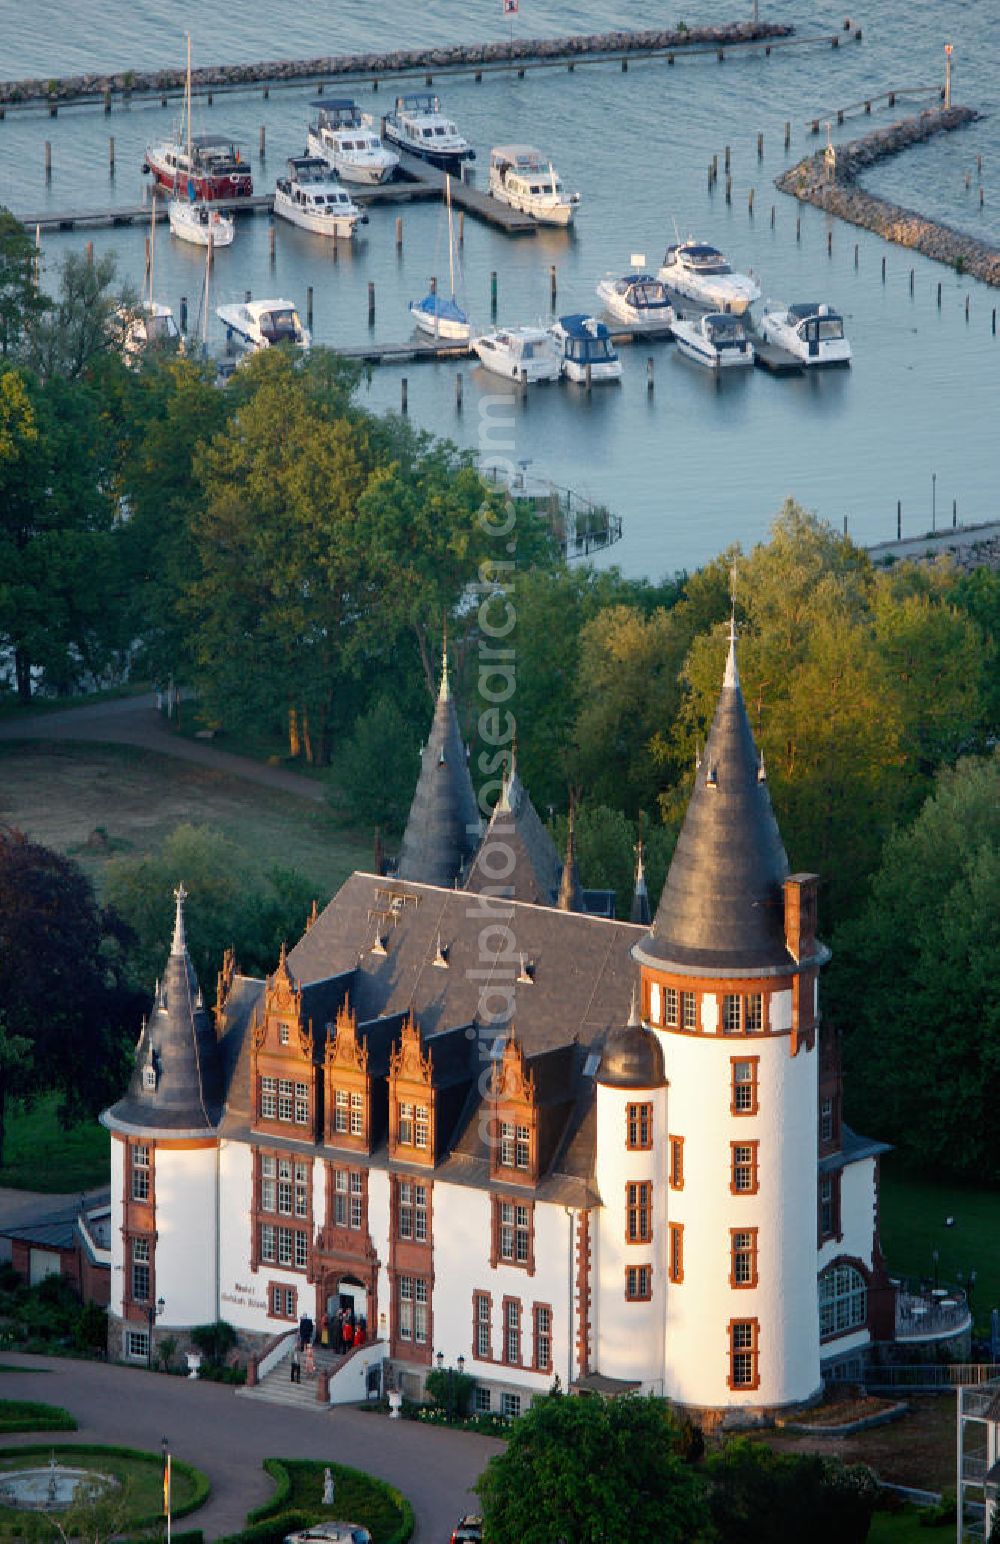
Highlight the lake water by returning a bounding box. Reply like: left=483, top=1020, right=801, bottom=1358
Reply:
left=2, top=0, right=998, bottom=577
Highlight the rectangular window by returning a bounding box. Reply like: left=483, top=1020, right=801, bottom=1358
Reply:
left=398, top=1102, right=413, bottom=1146
left=131, top=1144, right=150, bottom=1201
left=277, top=1227, right=293, bottom=1266
left=335, top=1089, right=349, bottom=1133
left=294, top=1231, right=308, bottom=1270
left=398, top=1277, right=428, bottom=1343
left=625, top=1264, right=651, bottom=1302
left=350, top=1171, right=363, bottom=1231
left=682, top=991, right=697, bottom=1030
left=278, top=1023, right=290, bottom=1045
left=131, top=1237, right=150, bottom=1303
left=820, top=1177, right=835, bottom=1238
left=820, top=1098, right=833, bottom=1144
left=626, top=1102, right=653, bottom=1151
left=399, top=1276, right=413, bottom=1340
left=501, top=1392, right=521, bottom=1420
left=731, top=1141, right=759, bottom=1195
left=414, top=1278, right=428, bottom=1343
left=260, top=1223, right=276, bottom=1263
left=649, top=981, right=662, bottom=1025
left=668, top=1222, right=684, bottom=1284
left=334, top=1167, right=348, bottom=1227
left=533, top=1304, right=552, bottom=1372
left=731, top=1057, right=759, bottom=1116
left=278, top=1078, right=293, bottom=1122
left=731, top=1228, right=759, bottom=1289
left=729, top=1318, right=760, bottom=1390
left=474, top=1386, right=492, bottom=1413
left=626, top=1181, right=652, bottom=1244
left=664, top=986, right=678, bottom=1027
left=125, top=1329, right=150, bottom=1361
left=415, top=1104, right=430, bottom=1150
left=722, top=994, right=743, bottom=1034
left=504, top=1299, right=521, bottom=1365
left=260, top=1076, right=277, bottom=1120
left=350, top=1091, right=364, bottom=1136
left=499, top=1201, right=531, bottom=1264
left=294, top=1081, right=309, bottom=1126
left=500, top=1122, right=531, bottom=1170
left=746, top=994, right=763, bottom=1033
left=474, top=1292, right=492, bottom=1360
left=270, top=1284, right=296, bottom=1319
left=398, top=1180, right=427, bottom=1241
left=260, top=1153, right=277, bottom=1213
left=669, top=1135, right=684, bottom=1191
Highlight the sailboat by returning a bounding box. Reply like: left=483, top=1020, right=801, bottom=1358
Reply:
left=168, top=36, right=236, bottom=249
left=123, top=193, right=181, bottom=360
left=409, top=175, right=471, bottom=342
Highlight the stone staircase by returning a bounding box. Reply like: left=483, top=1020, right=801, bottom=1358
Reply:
left=238, top=1342, right=342, bottom=1410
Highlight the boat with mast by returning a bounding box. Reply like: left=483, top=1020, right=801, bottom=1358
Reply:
left=168, top=36, right=236, bottom=247
left=409, top=175, right=470, bottom=341
left=123, top=193, right=180, bottom=359
left=144, top=37, right=251, bottom=202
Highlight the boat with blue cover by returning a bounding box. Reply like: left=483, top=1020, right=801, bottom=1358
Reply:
left=549, top=314, right=623, bottom=382
left=596, top=270, right=674, bottom=329
left=671, top=311, right=754, bottom=369
left=409, top=174, right=470, bottom=341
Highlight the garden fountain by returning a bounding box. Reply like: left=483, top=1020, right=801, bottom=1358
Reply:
left=0, top=1453, right=117, bottom=1510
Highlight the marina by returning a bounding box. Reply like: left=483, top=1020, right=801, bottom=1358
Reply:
left=2, top=0, right=998, bottom=578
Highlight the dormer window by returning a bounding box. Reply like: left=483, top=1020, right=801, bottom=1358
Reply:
left=279, top=1023, right=290, bottom=1046
left=501, top=1122, right=531, bottom=1170
left=142, top=1060, right=157, bottom=1092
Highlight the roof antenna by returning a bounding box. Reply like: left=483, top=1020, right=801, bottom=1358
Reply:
left=724, top=561, right=740, bottom=690
left=438, top=614, right=450, bottom=702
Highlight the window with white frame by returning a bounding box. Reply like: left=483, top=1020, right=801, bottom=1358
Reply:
left=682, top=991, right=697, bottom=1030
left=504, top=1299, right=521, bottom=1365
left=278, top=1078, right=293, bottom=1122
left=819, top=1263, right=867, bottom=1337
left=500, top=1122, right=531, bottom=1170
left=474, top=1385, right=491, bottom=1412
left=131, top=1237, right=150, bottom=1303
left=131, top=1143, right=150, bottom=1201
left=335, top=1089, right=350, bottom=1134
left=745, top=994, right=763, bottom=1032
left=398, top=1276, right=428, bottom=1344
left=279, top=1023, right=290, bottom=1045
left=533, top=1305, right=551, bottom=1371
left=125, top=1329, right=150, bottom=1361
left=350, top=1091, right=363, bottom=1135
left=294, top=1081, right=309, bottom=1125
left=722, top=994, right=743, bottom=1033
left=475, top=1292, right=491, bottom=1359
left=501, top=1391, right=521, bottom=1419
left=260, top=1076, right=277, bottom=1119
left=499, top=1201, right=531, bottom=1264
left=271, top=1284, right=296, bottom=1319
left=664, top=986, right=678, bottom=1027
left=398, top=1181, right=427, bottom=1241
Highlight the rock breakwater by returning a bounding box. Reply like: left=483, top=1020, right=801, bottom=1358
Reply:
left=776, top=106, right=1000, bottom=287
left=0, top=21, right=791, bottom=107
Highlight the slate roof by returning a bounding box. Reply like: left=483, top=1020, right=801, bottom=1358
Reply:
left=464, top=759, right=564, bottom=908
left=397, top=657, right=482, bottom=888
left=597, top=993, right=666, bottom=1089
left=103, top=889, right=224, bottom=1138
left=635, top=632, right=795, bottom=977
left=0, top=1190, right=111, bottom=1251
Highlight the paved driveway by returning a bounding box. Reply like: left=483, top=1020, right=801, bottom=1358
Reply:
left=0, top=1354, right=500, bottom=1542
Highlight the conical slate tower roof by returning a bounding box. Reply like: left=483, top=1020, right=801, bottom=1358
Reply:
left=102, top=886, right=223, bottom=1135
left=598, top=987, right=666, bottom=1089
left=397, top=651, right=482, bottom=888
left=634, top=628, right=792, bottom=974
left=465, top=748, right=564, bottom=906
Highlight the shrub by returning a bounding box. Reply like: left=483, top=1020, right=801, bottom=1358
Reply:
left=190, top=1321, right=238, bottom=1363
left=0, top=1398, right=77, bottom=1432
left=706, top=1440, right=878, bottom=1544
left=73, top=1301, right=108, bottom=1355
left=424, top=1366, right=475, bottom=1418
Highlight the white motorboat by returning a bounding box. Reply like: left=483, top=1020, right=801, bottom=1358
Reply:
left=216, top=297, right=311, bottom=353
left=760, top=301, right=852, bottom=366
left=671, top=311, right=754, bottom=369
left=487, top=145, right=580, bottom=226
left=472, top=326, right=561, bottom=383
left=596, top=269, right=675, bottom=329
left=550, top=314, right=622, bottom=383
left=273, top=157, right=367, bottom=239
left=122, top=301, right=181, bottom=361
left=167, top=37, right=236, bottom=248
left=383, top=94, right=475, bottom=174
left=306, top=99, right=399, bottom=185
left=658, top=240, right=761, bottom=315
left=409, top=177, right=470, bottom=341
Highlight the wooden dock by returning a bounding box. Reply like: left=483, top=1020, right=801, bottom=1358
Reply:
left=393, top=153, right=537, bottom=235
left=752, top=340, right=804, bottom=375
left=337, top=320, right=675, bottom=366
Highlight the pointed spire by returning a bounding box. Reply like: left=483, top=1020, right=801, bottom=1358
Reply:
left=627, top=985, right=640, bottom=1028
left=724, top=566, right=740, bottom=690
left=397, top=630, right=482, bottom=887
left=556, top=793, right=582, bottom=913
left=439, top=618, right=451, bottom=703
left=498, top=735, right=519, bottom=814
left=630, top=823, right=651, bottom=927
left=171, top=883, right=188, bottom=956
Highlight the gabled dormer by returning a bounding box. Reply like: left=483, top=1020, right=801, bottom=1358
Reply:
left=489, top=1033, right=539, bottom=1187
left=388, top=1014, right=435, bottom=1168
left=251, top=943, right=318, bottom=1140
left=324, top=999, right=370, bottom=1153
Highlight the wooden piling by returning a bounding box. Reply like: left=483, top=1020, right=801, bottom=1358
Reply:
left=909, top=267, right=914, bottom=294
left=854, top=242, right=858, bottom=268
left=647, top=356, right=654, bottom=393
left=490, top=270, right=497, bottom=319
left=748, top=187, right=754, bottom=216
left=458, top=210, right=464, bottom=245
left=784, top=121, right=791, bottom=149
left=44, top=141, right=51, bottom=178
left=396, top=215, right=403, bottom=250
left=724, top=145, right=731, bottom=172
left=269, top=224, right=276, bottom=264
left=103, top=88, right=111, bottom=114
left=965, top=294, right=970, bottom=322
left=455, top=372, right=463, bottom=412
left=897, top=500, right=901, bottom=540
left=401, top=377, right=408, bottom=414
left=980, top=186, right=985, bottom=208
left=725, top=174, right=732, bottom=205
left=85, top=240, right=93, bottom=265
left=550, top=265, right=557, bottom=308
left=937, top=282, right=942, bottom=307
left=109, top=136, right=115, bottom=177
left=771, top=205, right=775, bottom=228
left=368, top=280, right=376, bottom=324
left=977, top=154, right=983, bottom=173
left=207, top=91, right=213, bottom=106
left=259, top=125, right=266, bottom=159
left=306, top=285, right=313, bottom=330
left=881, top=255, right=886, bottom=282
left=585, top=362, right=593, bottom=391
left=145, top=234, right=151, bottom=274
left=263, top=85, right=269, bottom=100
left=712, top=154, right=718, bottom=181
left=953, top=498, right=957, bottom=527
left=430, top=275, right=437, bottom=294
left=180, top=295, right=188, bottom=332
left=827, top=230, right=832, bottom=257
left=796, top=215, right=801, bottom=242
left=757, top=131, right=763, bottom=160
left=993, top=308, right=996, bottom=335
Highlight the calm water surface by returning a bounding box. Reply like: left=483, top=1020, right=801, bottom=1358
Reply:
left=3, top=1, right=998, bottom=576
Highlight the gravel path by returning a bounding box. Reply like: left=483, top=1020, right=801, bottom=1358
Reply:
left=0, top=1352, right=499, bottom=1541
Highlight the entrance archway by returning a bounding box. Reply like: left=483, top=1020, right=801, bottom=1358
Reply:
left=327, top=1276, right=368, bottom=1324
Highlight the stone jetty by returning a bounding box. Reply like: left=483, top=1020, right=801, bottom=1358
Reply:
left=776, top=106, right=1000, bottom=287
left=0, top=21, right=791, bottom=107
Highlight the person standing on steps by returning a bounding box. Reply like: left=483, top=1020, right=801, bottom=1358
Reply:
left=290, top=1346, right=301, bottom=1384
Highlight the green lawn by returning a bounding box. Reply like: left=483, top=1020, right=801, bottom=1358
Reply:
left=245, top=1458, right=411, bottom=1544
left=869, top=1507, right=943, bottom=1543
left=0, top=1095, right=108, bottom=1193
left=0, top=1398, right=76, bottom=1432
left=879, top=1159, right=1000, bottom=1331
left=0, top=1444, right=208, bottom=1528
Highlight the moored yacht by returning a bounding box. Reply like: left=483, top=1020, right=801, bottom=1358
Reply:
left=273, top=158, right=366, bottom=239
left=487, top=146, right=580, bottom=226
left=306, top=99, right=399, bottom=185
left=122, top=302, right=181, bottom=362
left=409, top=175, right=469, bottom=341
left=145, top=133, right=252, bottom=201
left=760, top=301, right=852, bottom=365
left=472, top=326, right=561, bottom=383
left=671, top=311, right=754, bottom=369
left=216, top=297, right=310, bottom=352
left=383, top=94, right=475, bottom=173
left=550, top=314, right=622, bottom=382
left=659, top=240, right=760, bottom=315
left=596, top=268, right=675, bottom=329
left=166, top=36, right=237, bottom=248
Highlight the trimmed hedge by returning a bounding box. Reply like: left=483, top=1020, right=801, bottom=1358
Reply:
left=0, top=1398, right=77, bottom=1433
left=0, top=1444, right=210, bottom=1529
left=230, top=1460, right=413, bottom=1544
left=245, top=1459, right=292, bottom=1525
left=218, top=1509, right=314, bottom=1544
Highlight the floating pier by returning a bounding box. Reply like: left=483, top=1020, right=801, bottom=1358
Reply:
left=337, top=320, right=675, bottom=367
left=393, top=153, right=536, bottom=234
left=751, top=340, right=804, bottom=375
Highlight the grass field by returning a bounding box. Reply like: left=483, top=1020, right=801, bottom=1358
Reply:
left=880, top=1159, right=1000, bottom=1331
left=0, top=741, right=372, bottom=898
left=0, top=1095, right=109, bottom=1192
left=0, top=1444, right=207, bottom=1528
left=869, top=1508, right=947, bottom=1543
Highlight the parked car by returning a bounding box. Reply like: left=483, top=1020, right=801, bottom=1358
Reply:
left=450, top=1518, right=483, bottom=1544
left=283, top=1526, right=372, bottom=1544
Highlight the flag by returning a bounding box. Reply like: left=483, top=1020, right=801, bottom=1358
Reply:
left=503, top=0, right=518, bottom=12
left=163, top=1453, right=171, bottom=1516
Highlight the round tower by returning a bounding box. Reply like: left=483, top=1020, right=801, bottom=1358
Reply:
left=102, top=886, right=223, bottom=1361
left=633, top=626, right=827, bottom=1412
left=593, top=993, right=668, bottom=1388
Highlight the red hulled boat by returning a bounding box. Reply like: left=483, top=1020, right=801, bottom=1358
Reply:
left=143, top=133, right=252, bottom=201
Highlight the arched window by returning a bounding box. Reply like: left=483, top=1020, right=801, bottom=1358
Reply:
left=819, top=1262, right=867, bottom=1338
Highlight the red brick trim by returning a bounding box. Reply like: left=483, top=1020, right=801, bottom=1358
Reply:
left=668, top=1222, right=684, bottom=1284
left=668, top=1135, right=685, bottom=1191
left=490, top=1194, right=536, bottom=1274
left=575, top=1209, right=591, bottom=1378
left=531, top=1301, right=553, bottom=1373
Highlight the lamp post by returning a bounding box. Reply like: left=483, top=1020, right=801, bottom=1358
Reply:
left=147, top=1295, right=165, bottom=1368
left=435, top=1351, right=465, bottom=1423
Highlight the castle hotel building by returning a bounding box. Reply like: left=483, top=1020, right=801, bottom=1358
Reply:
left=102, top=634, right=893, bottom=1415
